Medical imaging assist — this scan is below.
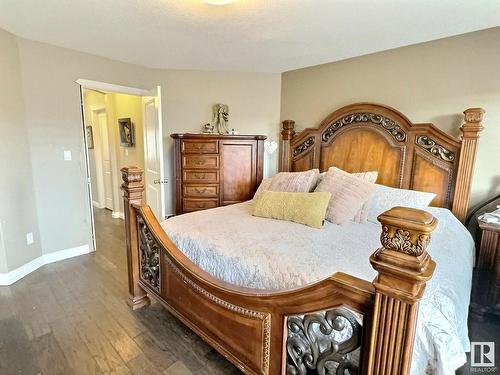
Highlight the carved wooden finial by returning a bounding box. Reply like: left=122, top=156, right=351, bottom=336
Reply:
left=451, top=108, right=485, bottom=222
left=461, top=108, right=485, bottom=139
left=281, top=120, right=296, bottom=141
left=463, top=107, right=485, bottom=124
left=367, top=207, right=437, bottom=375
left=121, top=166, right=144, bottom=200
left=378, top=207, right=438, bottom=258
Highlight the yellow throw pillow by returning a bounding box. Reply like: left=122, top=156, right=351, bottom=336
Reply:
left=252, top=191, right=331, bottom=229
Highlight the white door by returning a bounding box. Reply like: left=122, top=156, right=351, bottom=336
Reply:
left=143, top=86, right=165, bottom=220
left=97, top=112, right=114, bottom=210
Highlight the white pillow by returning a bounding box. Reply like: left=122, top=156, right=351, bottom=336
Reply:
left=253, top=178, right=272, bottom=200
left=367, top=184, right=436, bottom=222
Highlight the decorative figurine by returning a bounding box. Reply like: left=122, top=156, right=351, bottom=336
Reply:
left=213, top=104, right=229, bottom=134
left=202, top=123, right=215, bottom=134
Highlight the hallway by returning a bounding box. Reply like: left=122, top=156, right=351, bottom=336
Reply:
left=0, top=208, right=238, bottom=374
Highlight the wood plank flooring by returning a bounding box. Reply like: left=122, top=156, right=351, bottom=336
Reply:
left=0, top=208, right=498, bottom=374
left=0, top=208, right=239, bottom=375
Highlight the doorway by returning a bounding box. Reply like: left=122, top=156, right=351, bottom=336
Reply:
left=78, top=80, right=165, bottom=251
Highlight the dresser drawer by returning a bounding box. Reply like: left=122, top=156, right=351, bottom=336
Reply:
left=183, top=170, right=219, bottom=184
left=183, top=184, right=219, bottom=198
left=182, top=154, right=219, bottom=169
left=183, top=199, right=218, bottom=212
left=181, top=140, right=218, bottom=154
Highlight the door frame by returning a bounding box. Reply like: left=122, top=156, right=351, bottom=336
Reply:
left=77, top=79, right=163, bottom=252
left=142, top=86, right=166, bottom=220
left=89, top=105, right=107, bottom=209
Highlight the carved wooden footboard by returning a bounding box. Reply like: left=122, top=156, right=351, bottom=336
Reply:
left=122, top=166, right=438, bottom=375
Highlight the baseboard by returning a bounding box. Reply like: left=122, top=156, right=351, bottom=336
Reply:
left=0, top=244, right=90, bottom=286
left=112, top=211, right=125, bottom=220
left=92, top=201, right=104, bottom=209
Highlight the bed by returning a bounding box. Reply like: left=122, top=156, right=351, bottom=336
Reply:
left=121, top=103, right=485, bottom=375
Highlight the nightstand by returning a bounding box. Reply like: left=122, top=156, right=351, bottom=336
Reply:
left=471, top=220, right=500, bottom=320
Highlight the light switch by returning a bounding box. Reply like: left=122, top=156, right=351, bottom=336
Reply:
left=63, top=150, right=72, bottom=161
left=26, top=232, right=34, bottom=245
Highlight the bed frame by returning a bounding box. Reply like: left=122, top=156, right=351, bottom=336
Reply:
left=122, top=103, right=484, bottom=375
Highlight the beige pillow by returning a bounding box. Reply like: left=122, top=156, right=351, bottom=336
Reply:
left=314, top=167, right=376, bottom=225
left=268, top=169, right=320, bottom=193
left=252, top=191, right=331, bottom=229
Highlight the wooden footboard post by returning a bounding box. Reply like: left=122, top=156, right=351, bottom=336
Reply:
left=367, top=207, right=438, bottom=375
left=121, top=166, right=150, bottom=310
left=280, top=120, right=295, bottom=172
left=452, top=107, right=485, bottom=222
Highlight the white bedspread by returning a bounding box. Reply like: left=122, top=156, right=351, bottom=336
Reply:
left=161, top=202, right=474, bottom=374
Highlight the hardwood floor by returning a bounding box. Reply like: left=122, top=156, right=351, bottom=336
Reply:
left=0, top=208, right=498, bottom=374
left=0, top=208, right=239, bottom=375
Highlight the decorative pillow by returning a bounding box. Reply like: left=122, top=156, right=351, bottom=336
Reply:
left=253, top=178, right=272, bottom=200
left=351, top=171, right=379, bottom=223
left=314, top=167, right=376, bottom=225
left=268, top=169, right=320, bottom=193
left=367, top=184, right=436, bottom=222
left=252, top=191, right=331, bottom=229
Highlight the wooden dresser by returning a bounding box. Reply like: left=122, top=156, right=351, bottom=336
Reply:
left=171, top=133, right=266, bottom=214
left=471, top=220, right=500, bottom=320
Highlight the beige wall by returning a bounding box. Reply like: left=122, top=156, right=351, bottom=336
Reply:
left=0, top=29, right=42, bottom=271
left=17, top=36, right=157, bottom=256
left=281, top=27, right=500, bottom=207
left=1, top=30, right=281, bottom=267
left=157, top=69, right=282, bottom=214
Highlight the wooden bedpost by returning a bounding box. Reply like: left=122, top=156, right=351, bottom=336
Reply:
left=367, top=207, right=438, bottom=375
left=452, top=107, right=485, bottom=222
left=280, top=120, right=295, bottom=172
left=121, top=166, right=150, bottom=310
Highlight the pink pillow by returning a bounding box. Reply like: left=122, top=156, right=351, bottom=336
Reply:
left=314, top=167, right=376, bottom=225
left=268, top=169, right=320, bottom=193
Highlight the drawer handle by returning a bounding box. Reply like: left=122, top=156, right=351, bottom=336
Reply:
left=194, top=160, right=206, bottom=165
left=194, top=174, right=204, bottom=180
left=193, top=144, right=205, bottom=150
left=195, top=188, right=208, bottom=194
left=197, top=203, right=205, bottom=208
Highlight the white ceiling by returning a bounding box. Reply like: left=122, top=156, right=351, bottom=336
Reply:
left=1, top=0, right=499, bottom=73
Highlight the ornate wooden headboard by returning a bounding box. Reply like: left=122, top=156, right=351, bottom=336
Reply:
left=280, top=103, right=485, bottom=222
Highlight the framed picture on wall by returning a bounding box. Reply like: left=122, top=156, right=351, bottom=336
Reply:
left=86, top=126, right=94, bottom=149
left=118, top=118, right=135, bottom=147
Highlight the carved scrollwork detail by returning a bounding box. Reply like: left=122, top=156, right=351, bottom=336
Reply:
left=137, top=217, right=161, bottom=292
left=416, top=135, right=455, bottom=162
left=380, top=226, right=430, bottom=256
left=286, top=307, right=362, bottom=375
left=293, top=137, right=315, bottom=157
left=464, top=110, right=484, bottom=123
left=322, top=113, right=406, bottom=143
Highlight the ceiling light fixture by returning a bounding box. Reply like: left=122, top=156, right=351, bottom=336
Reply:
left=202, top=0, right=237, bottom=5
